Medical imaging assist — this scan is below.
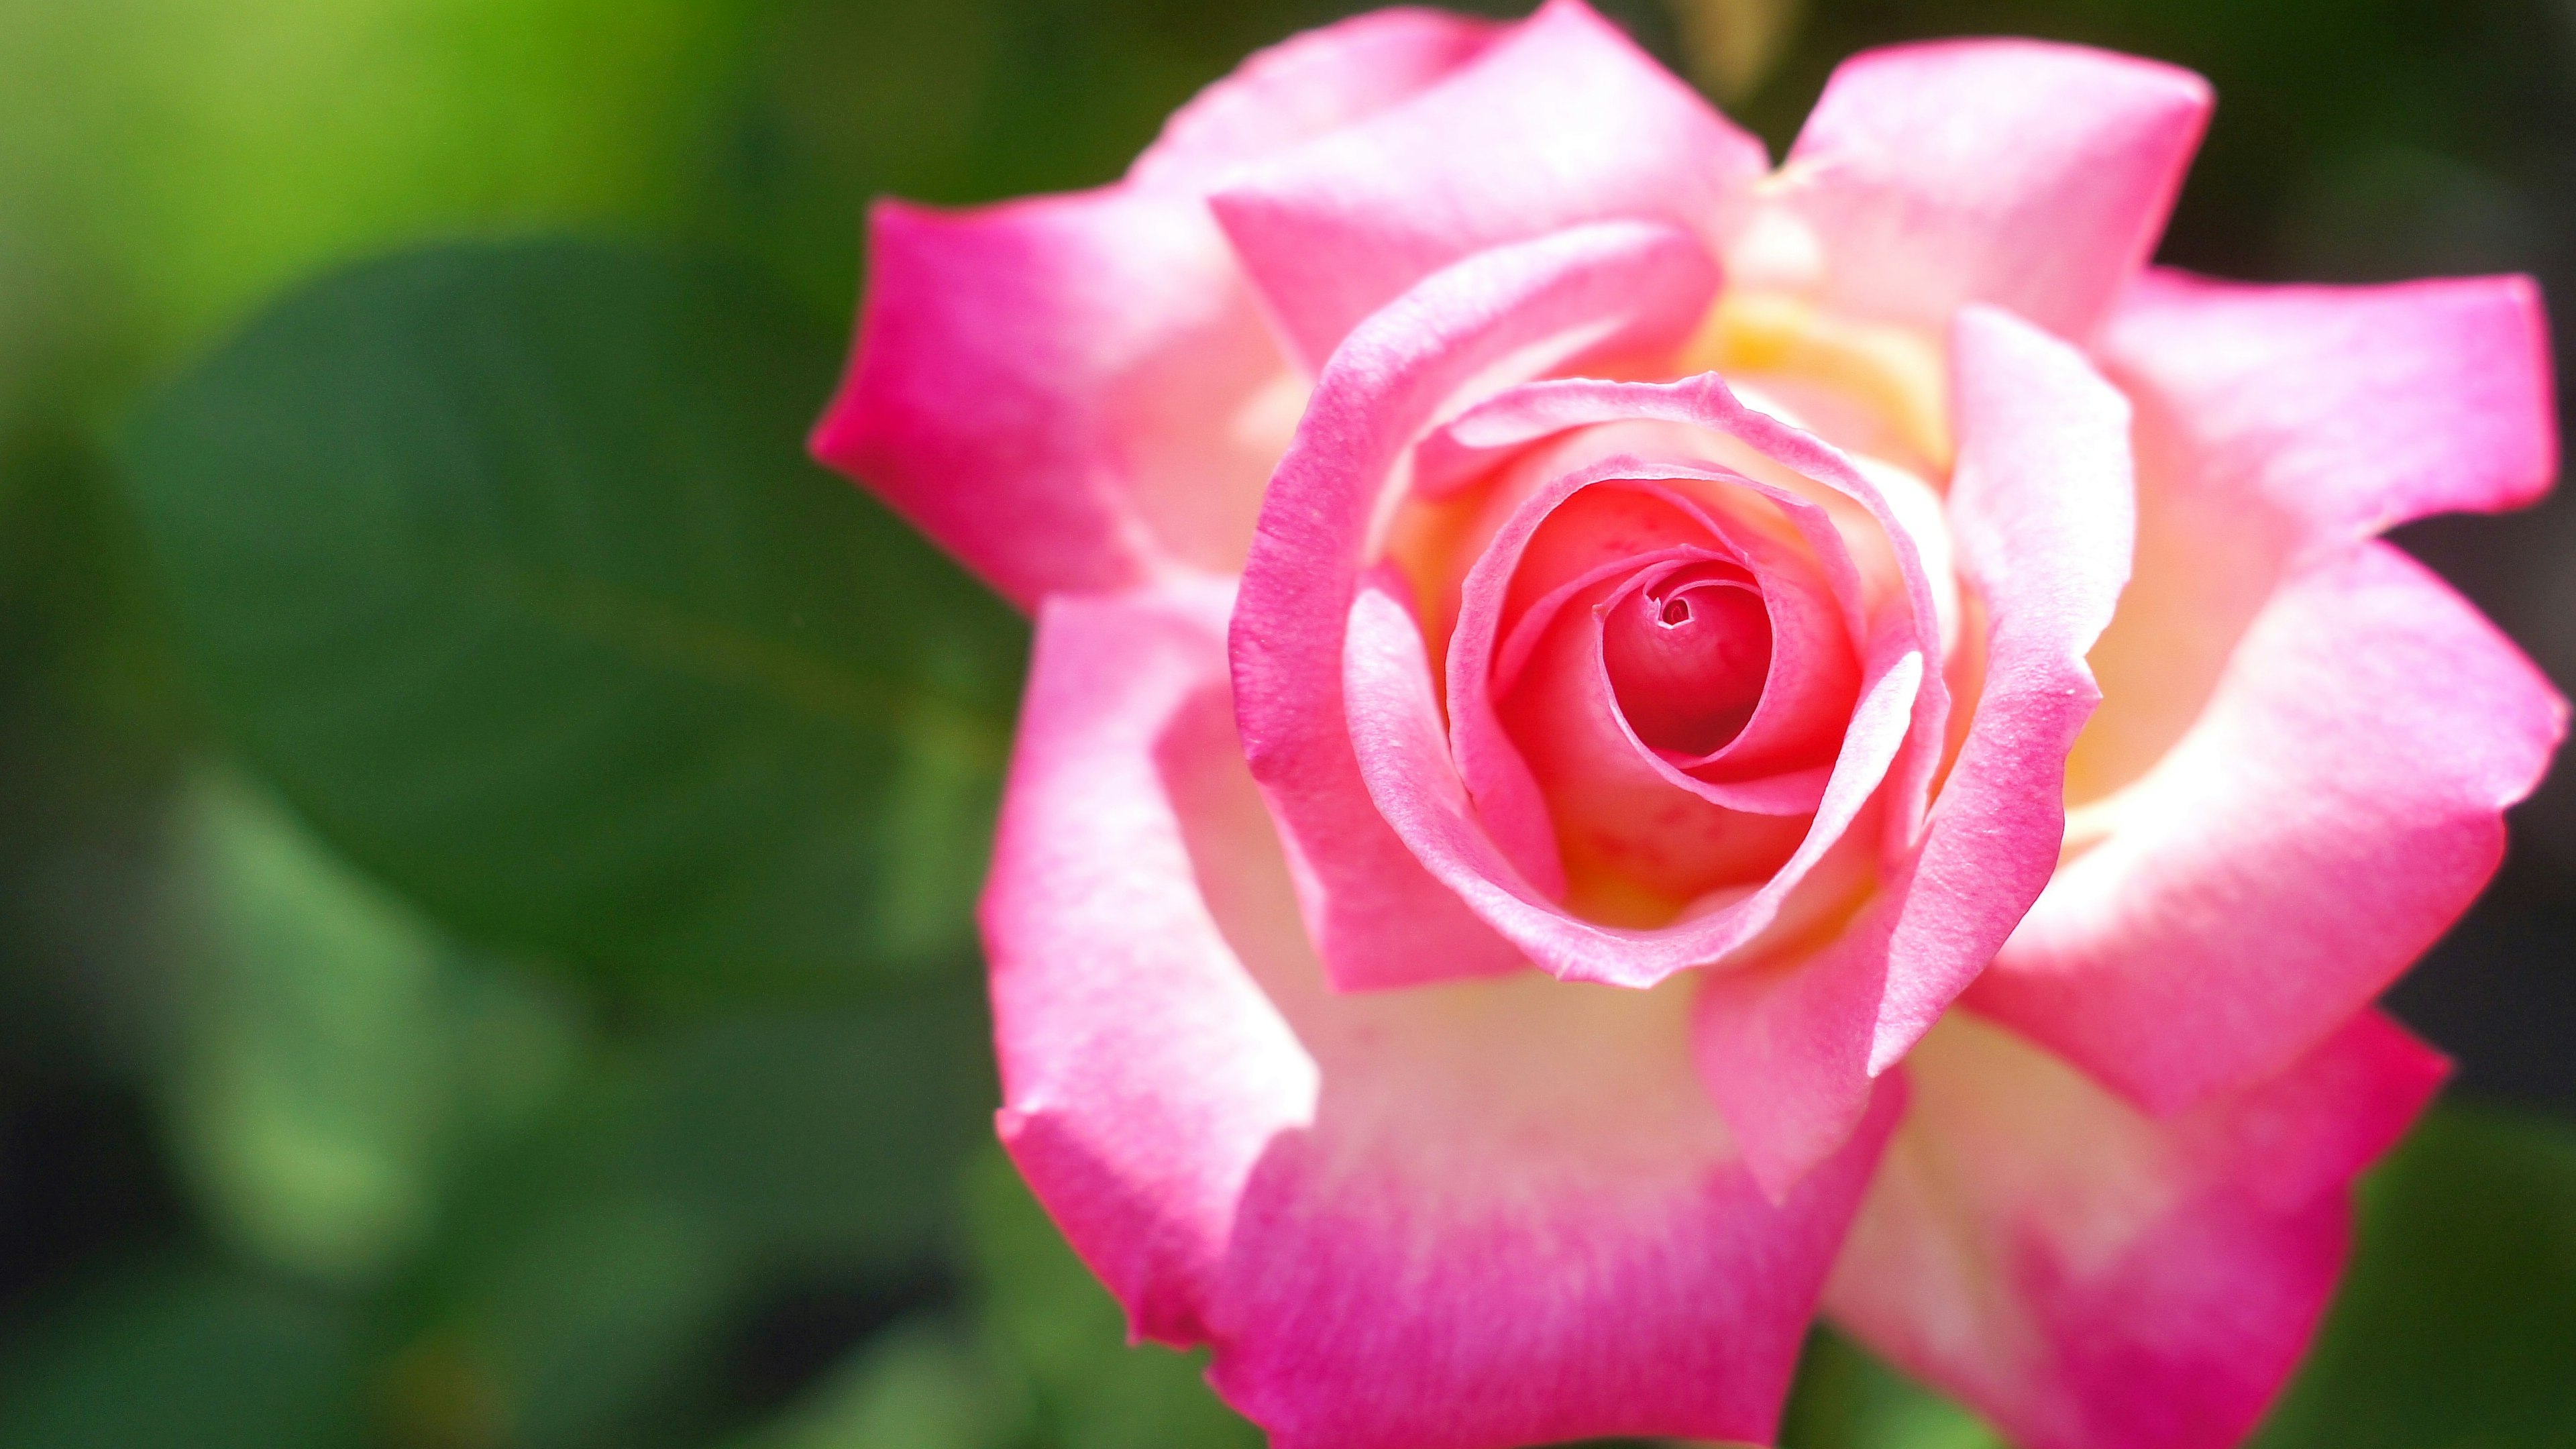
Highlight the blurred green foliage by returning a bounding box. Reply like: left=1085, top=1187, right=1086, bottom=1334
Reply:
left=122, top=241, right=1024, bottom=1004
left=1, top=0, right=2573, bottom=1446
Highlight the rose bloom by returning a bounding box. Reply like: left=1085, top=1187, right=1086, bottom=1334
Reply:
left=813, top=5, right=2566, bottom=1447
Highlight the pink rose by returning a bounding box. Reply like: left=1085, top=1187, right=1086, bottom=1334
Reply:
left=814, top=5, right=2567, bottom=1447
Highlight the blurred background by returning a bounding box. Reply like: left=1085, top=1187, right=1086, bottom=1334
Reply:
left=1, top=1, right=2571, bottom=1446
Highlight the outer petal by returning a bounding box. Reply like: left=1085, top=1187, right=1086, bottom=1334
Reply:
left=1232, top=221, right=1723, bottom=992
left=1128, top=7, right=1501, bottom=189
left=1694, top=307, right=2135, bottom=1195
left=2070, top=272, right=2557, bottom=803
left=1780, top=40, right=2210, bottom=340
left=1972, top=541, right=2567, bottom=1112
left=814, top=191, right=1300, bottom=608
left=2099, top=268, right=2557, bottom=542
left=987, top=579, right=1311, bottom=1342
left=1825, top=1009, right=2449, bottom=1449
left=987, top=578, right=1900, bottom=1449
left=1209, top=0, right=1768, bottom=368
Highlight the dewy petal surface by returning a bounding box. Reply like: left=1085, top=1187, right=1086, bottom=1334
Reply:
left=1693, top=307, right=2136, bottom=1197
left=1233, top=221, right=1722, bottom=992
left=1825, top=1010, right=2447, bottom=1449
left=1782, top=40, right=2210, bottom=339
left=814, top=191, right=1298, bottom=608
left=987, top=578, right=1900, bottom=1449
left=1209, top=0, right=1768, bottom=368
left=1973, top=541, right=2567, bottom=1112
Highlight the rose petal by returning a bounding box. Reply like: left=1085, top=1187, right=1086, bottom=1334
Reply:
left=1346, top=572, right=1921, bottom=987
left=1780, top=39, right=2210, bottom=339
left=1824, top=1009, right=2447, bottom=1449
left=1422, top=446, right=1850, bottom=899
left=1500, top=557, right=1810, bottom=906
left=1208, top=0, right=1768, bottom=368
left=1336, top=372, right=1946, bottom=995
left=1972, top=541, right=2567, bottom=1113
left=1129, top=8, right=1502, bottom=190
left=989, top=577, right=1901, bottom=1449
left=1234, top=220, right=1722, bottom=992
left=1441, top=465, right=1865, bottom=914
left=2102, top=268, right=2556, bottom=540
left=987, top=579, right=1311, bottom=1343
left=1461, top=447, right=1868, bottom=790
left=1693, top=307, right=2135, bottom=1196
left=814, top=191, right=1299, bottom=607
left=2073, top=269, right=2559, bottom=798
left=1428, top=374, right=1954, bottom=817
left=1604, top=560, right=1773, bottom=757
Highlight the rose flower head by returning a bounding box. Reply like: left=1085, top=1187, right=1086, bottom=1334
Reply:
left=812, top=5, right=2567, bottom=1446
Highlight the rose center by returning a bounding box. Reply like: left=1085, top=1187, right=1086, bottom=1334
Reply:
left=1602, top=561, right=1772, bottom=757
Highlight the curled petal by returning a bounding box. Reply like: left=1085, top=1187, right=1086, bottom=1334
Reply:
left=2012, top=270, right=2565, bottom=1111
left=1781, top=40, right=2210, bottom=339
left=1350, top=372, right=1948, bottom=1002
left=1346, top=574, right=1921, bottom=987
left=814, top=191, right=1299, bottom=607
left=818, top=5, right=1531, bottom=606
left=1694, top=307, right=2135, bottom=1195
left=989, top=578, right=1900, bottom=1449
left=1234, top=221, right=1723, bottom=992
left=1436, top=461, right=1866, bottom=918
left=1499, top=557, right=1809, bottom=905
left=1825, top=1010, right=2448, bottom=1449
left=1603, top=560, right=1772, bottom=757
left=1210, top=0, right=1768, bottom=367
left=1974, top=542, right=2567, bottom=1112
left=1428, top=372, right=1953, bottom=824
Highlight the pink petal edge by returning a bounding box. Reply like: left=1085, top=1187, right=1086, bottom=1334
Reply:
left=1974, top=540, right=2567, bottom=1112
left=2100, top=268, right=2557, bottom=545
left=1781, top=38, right=2208, bottom=339
left=1208, top=0, right=1768, bottom=368
left=1128, top=7, right=1503, bottom=191
left=1825, top=1008, right=2449, bottom=1449
left=814, top=191, right=1297, bottom=608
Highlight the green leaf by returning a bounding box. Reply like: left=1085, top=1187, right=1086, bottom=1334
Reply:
left=2253, top=1104, right=2576, bottom=1449
left=121, top=240, right=1027, bottom=1004
left=633, top=989, right=998, bottom=1272
left=0, top=1260, right=361, bottom=1449
left=1778, top=1328, right=2003, bottom=1449
left=160, top=770, right=585, bottom=1283
left=163, top=771, right=450, bottom=1281
left=962, top=1146, right=1261, bottom=1449
left=380, top=1191, right=741, bottom=1449
left=731, top=1315, right=1024, bottom=1449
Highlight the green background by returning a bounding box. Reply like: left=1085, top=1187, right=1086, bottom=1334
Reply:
left=1, top=1, right=2571, bottom=1446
